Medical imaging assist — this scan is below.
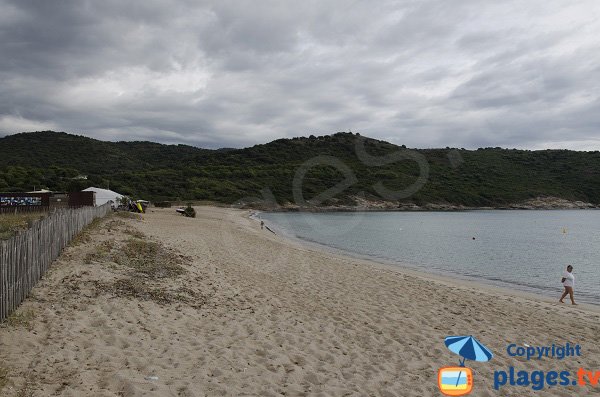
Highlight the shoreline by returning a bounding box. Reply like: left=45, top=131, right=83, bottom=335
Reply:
left=250, top=209, right=600, bottom=313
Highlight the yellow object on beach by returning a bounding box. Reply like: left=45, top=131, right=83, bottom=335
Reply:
left=136, top=202, right=143, bottom=213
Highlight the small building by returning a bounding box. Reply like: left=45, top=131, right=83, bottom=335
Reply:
left=0, top=192, right=50, bottom=211
left=50, top=193, right=69, bottom=209
left=67, top=191, right=95, bottom=207
left=82, top=187, right=123, bottom=208
left=0, top=190, right=98, bottom=213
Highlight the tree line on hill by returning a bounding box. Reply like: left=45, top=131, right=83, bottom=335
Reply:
left=1, top=131, right=600, bottom=207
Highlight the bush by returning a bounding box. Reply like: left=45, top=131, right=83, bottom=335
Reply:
left=183, top=205, right=196, bottom=218
left=0, top=213, right=43, bottom=240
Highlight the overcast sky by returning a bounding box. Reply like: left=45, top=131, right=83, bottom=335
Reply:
left=1, top=1, right=600, bottom=150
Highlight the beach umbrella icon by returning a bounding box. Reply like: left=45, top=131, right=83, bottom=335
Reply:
left=439, top=336, right=493, bottom=395
left=445, top=335, right=493, bottom=366
left=437, top=336, right=493, bottom=395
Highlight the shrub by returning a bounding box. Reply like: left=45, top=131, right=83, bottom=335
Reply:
left=183, top=205, right=196, bottom=218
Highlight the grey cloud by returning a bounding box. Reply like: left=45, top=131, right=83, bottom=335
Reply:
left=1, top=0, right=600, bottom=150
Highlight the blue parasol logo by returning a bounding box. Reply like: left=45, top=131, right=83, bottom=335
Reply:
left=438, top=335, right=494, bottom=396
left=445, top=335, right=494, bottom=366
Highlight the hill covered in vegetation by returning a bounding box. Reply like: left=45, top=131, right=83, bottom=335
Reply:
left=1, top=131, right=600, bottom=208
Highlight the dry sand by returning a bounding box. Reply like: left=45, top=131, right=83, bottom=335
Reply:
left=1, top=206, right=599, bottom=396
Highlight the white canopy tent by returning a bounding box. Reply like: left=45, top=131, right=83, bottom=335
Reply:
left=82, top=187, right=123, bottom=208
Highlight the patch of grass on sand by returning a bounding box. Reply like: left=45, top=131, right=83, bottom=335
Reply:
left=115, top=238, right=186, bottom=278
left=71, top=216, right=105, bottom=246
left=0, top=365, right=9, bottom=390
left=97, top=279, right=206, bottom=307
left=109, top=279, right=175, bottom=304
left=124, top=226, right=145, bottom=239
left=0, top=213, right=43, bottom=240
left=115, top=211, right=141, bottom=220
left=105, top=218, right=125, bottom=232
left=4, top=308, right=35, bottom=331
left=84, top=239, right=115, bottom=264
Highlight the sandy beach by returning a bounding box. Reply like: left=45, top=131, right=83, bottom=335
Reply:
left=1, top=206, right=599, bottom=396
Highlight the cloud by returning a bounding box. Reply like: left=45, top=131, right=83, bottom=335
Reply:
left=0, top=114, right=58, bottom=133
left=1, top=0, right=600, bottom=149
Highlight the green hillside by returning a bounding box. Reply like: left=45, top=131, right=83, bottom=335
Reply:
left=1, top=131, right=600, bottom=207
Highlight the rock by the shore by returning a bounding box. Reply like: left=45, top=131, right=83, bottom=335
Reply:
left=505, top=196, right=597, bottom=210
left=240, top=195, right=598, bottom=212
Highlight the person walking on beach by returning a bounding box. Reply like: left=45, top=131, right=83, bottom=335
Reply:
left=260, top=220, right=264, bottom=230
left=559, top=265, right=577, bottom=305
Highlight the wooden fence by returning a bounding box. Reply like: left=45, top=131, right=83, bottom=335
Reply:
left=0, top=203, right=111, bottom=322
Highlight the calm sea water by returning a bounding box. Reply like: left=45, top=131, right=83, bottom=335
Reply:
left=259, top=210, right=600, bottom=305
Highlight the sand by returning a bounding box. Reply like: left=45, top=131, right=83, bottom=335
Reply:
left=1, top=206, right=599, bottom=396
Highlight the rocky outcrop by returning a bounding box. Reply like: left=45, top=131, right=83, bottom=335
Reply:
left=505, top=196, right=597, bottom=210
left=240, top=195, right=598, bottom=211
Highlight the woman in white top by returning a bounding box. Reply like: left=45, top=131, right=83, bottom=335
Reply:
left=559, top=265, right=577, bottom=305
